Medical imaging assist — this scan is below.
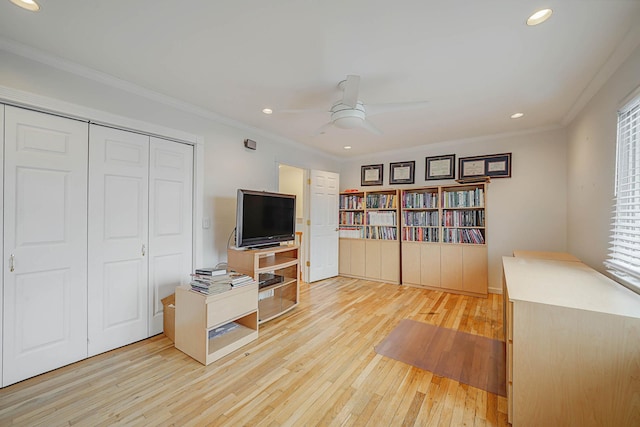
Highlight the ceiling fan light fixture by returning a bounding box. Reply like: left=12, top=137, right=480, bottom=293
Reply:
left=9, top=0, right=40, bottom=11
left=527, top=9, right=552, bottom=26
left=333, top=116, right=364, bottom=129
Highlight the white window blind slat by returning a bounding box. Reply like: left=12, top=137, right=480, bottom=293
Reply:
left=607, top=94, right=640, bottom=292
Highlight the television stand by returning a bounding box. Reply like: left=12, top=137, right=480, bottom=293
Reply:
left=228, top=245, right=299, bottom=323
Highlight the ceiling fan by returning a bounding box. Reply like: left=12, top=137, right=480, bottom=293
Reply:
left=284, top=75, right=430, bottom=136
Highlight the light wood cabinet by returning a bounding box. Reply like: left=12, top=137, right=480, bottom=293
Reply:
left=228, top=245, right=299, bottom=323
left=400, top=184, right=487, bottom=296
left=338, top=190, right=400, bottom=284
left=502, top=256, right=640, bottom=426
left=175, top=284, right=258, bottom=365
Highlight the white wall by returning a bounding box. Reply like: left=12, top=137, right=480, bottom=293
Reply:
left=339, top=128, right=569, bottom=293
left=567, top=44, right=640, bottom=271
left=0, top=49, right=340, bottom=268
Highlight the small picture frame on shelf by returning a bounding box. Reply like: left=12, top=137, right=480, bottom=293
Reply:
left=389, top=161, right=415, bottom=185
left=361, top=164, right=384, bottom=186
left=459, top=153, right=512, bottom=179
left=426, top=154, right=456, bottom=180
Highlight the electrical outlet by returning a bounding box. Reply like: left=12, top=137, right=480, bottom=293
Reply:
left=202, top=217, right=211, bottom=229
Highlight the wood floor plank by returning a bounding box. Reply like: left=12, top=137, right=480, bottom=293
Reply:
left=0, top=276, right=508, bottom=426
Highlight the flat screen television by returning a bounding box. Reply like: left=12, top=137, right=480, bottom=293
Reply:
left=235, top=189, right=296, bottom=249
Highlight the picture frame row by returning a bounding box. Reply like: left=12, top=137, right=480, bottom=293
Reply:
left=361, top=153, right=511, bottom=186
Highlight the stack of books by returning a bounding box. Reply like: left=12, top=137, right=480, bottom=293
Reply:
left=189, top=269, right=256, bottom=295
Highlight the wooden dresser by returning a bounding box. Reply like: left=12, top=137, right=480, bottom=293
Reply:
left=502, top=256, right=640, bottom=427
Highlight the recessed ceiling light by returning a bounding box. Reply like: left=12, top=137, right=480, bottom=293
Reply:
left=9, top=0, right=40, bottom=11
left=527, top=9, right=552, bottom=26
left=343, top=146, right=352, bottom=150
left=262, top=108, right=273, bottom=115
left=511, top=112, right=524, bottom=119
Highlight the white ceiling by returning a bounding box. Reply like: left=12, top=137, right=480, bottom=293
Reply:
left=1, top=1, right=639, bottom=158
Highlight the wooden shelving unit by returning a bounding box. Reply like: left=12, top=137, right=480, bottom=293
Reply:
left=228, top=245, right=299, bottom=323
left=338, top=190, right=400, bottom=284
left=400, top=183, right=487, bottom=296
left=174, top=283, right=258, bottom=365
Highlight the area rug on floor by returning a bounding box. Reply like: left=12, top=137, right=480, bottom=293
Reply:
left=374, top=319, right=506, bottom=396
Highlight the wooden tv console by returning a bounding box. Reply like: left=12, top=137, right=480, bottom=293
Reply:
left=228, top=245, right=299, bottom=323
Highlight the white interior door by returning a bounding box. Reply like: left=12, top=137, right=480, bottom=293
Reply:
left=308, top=169, right=339, bottom=282
left=148, top=137, right=193, bottom=336
left=3, top=106, right=88, bottom=386
left=88, top=125, right=149, bottom=356
left=0, top=104, right=4, bottom=387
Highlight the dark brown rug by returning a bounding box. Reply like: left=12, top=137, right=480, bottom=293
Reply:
left=374, top=319, right=506, bottom=396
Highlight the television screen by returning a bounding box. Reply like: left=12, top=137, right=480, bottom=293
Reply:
left=236, top=189, right=296, bottom=248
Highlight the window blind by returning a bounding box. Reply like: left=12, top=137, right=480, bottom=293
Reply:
left=606, top=94, right=640, bottom=292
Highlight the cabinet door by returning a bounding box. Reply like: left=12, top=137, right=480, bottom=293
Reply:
left=401, top=242, right=421, bottom=285
left=350, top=239, right=366, bottom=277
left=365, top=240, right=382, bottom=279
left=3, top=106, right=88, bottom=386
left=440, top=244, right=463, bottom=291
left=380, top=240, right=399, bottom=283
left=339, top=239, right=350, bottom=275
left=421, top=244, right=441, bottom=288
left=462, top=245, right=487, bottom=294
left=148, top=138, right=193, bottom=336
left=88, top=125, right=149, bottom=356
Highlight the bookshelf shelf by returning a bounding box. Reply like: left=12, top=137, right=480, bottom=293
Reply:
left=338, top=190, right=400, bottom=284
left=400, top=183, right=488, bottom=296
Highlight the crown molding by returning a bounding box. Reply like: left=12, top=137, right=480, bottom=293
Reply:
left=0, top=37, right=339, bottom=162
left=562, top=21, right=640, bottom=126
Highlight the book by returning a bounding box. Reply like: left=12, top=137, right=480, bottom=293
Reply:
left=194, top=267, right=226, bottom=276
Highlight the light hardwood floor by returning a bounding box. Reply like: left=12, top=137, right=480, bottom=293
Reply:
left=0, top=276, right=508, bottom=426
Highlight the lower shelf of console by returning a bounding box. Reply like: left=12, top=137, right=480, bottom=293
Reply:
left=175, top=284, right=259, bottom=365
left=258, top=278, right=298, bottom=323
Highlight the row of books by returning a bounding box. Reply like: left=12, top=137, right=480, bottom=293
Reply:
left=339, top=211, right=365, bottom=225
left=442, top=228, right=485, bottom=244
left=402, top=227, right=439, bottom=242
left=366, top=226, right=397, bottom=240
left=339, top=194, right=363, bottom=210
left=367, top=211, right=397, bottom=226
left=402, top=192, right=439, bottom=209
left=403, top=211, right=439, bottom=227
left=339, top=226, right=365, bottom=239
left=366, top=193, right=397, bottom=209
left=190, top=268, right=256, bottom=295
left=442, top=210, right=485, bottom=227
left=442, top=189, right=484, bottom=208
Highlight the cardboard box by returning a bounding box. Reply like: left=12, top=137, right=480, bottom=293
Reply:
left=161, top=293, right=176, bottom=343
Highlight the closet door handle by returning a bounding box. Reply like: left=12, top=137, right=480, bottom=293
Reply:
left=142, top=244, right=146, bottom=256
left=10, top=254, right=15, bottom=272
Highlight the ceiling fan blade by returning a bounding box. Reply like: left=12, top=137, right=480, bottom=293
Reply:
left=342, top=75, right=360, bottom=108
left=311, top=122, right=334, bottom=136
left=366, top=101, right=430, bottom=116
left=360, top=119, right=383, bottom=135
left=278, top=108, right=328, bottom=114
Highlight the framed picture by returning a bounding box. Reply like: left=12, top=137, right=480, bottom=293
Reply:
left=459, top=153, right=512, bottom=179
left=389, top=161, right=415, bottom=185
left=426, top=154, right=455, bottom=180
left=361, top=164, right=384, bottom=186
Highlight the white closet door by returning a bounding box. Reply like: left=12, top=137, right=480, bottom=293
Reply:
left=0, top=104, right=4, bottom=387
left=88, top=125, right=149, bottom=356
left=148, top=138, right=193, bottom=335
left=3, top=106, right=88, bottom=387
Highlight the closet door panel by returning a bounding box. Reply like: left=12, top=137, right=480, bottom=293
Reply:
left=148, top=138, right=193, bottom=335
left=88, top=125, right=149, bottom=356
left=0, top=105, right=4, bottom=387
left=3, top=106, right=88, bottom=386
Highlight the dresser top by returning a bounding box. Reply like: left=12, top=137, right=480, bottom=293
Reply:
left=502, top=256, right=640, bottom=319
